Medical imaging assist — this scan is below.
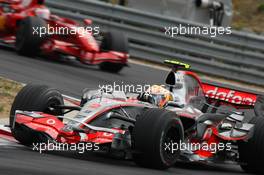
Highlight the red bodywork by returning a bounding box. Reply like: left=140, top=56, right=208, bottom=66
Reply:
left=202, top=83, right=257, bottom=107
left=14, top=96, right=145, bottom=145
left=0, top=0, right=128, bottom=65
left=15, top=112, right=117, bottom=144
left=184, top=71, right=257, bottom=108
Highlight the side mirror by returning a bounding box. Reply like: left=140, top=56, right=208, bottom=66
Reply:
left=84, top=19, right=92, bottom=26
left=105, top=111, right=123, bottom=120
left=105, top=111, right=136, bottom=124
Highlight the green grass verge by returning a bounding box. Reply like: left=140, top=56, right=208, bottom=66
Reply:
left=0, top=77, right=22, bottom=118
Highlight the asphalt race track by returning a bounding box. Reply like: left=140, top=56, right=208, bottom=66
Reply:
left=0, top=138, right=247, bottom=175
left=0, top=49, right=165, bottom=97
left=0, top=49, right=250, bottom=175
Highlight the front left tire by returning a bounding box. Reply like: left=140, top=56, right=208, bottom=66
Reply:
left=10, top=84, right=64, bottom=146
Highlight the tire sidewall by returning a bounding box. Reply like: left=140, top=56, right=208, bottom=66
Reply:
left=159, top=118, right=182, bottom=166
left=133, top=108, right=183, bottom=169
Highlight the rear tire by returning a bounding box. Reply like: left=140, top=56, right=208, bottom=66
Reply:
left=238, top=117, right=264, bottom=173
left=100, top=30, right=128, bottom=53
left=99, top=30, right=128, bottom=73
left=10, top=84, right=64, bottom=146
left=255, top=95, right=264, bottom=117
left=99, top=62, right=125, bottom=73
left=16, top=16, right=47, bottom=56
left=132, top=108, right=183, bottom=169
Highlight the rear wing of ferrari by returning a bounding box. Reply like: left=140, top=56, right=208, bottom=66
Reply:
left=202, top=83, right=258, bottom=108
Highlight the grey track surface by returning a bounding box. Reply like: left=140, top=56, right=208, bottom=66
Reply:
left=0, top=49, right=165, bottom=98
left=0, top=145, right=247, bottom=175
left=0, top=49, right=249, bottom=175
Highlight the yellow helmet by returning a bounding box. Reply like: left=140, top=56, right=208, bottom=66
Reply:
left=147, top=85, right=173, bottom=107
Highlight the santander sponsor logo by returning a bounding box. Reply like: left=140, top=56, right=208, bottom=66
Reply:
left=204, top=86, right=257, bottom=106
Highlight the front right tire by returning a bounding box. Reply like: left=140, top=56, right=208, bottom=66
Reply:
left=132, top=108, right=183, bottom=169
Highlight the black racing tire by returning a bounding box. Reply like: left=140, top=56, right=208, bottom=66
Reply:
left=132, top=108, right=183, bottom=169
left=16, top=16, right=47, bottom=56
left=99, top=30, right=128, bottom=73
left=10, top=84, right=64, bottom=146
left=100, top=30, right=128, bottom=53
left=12, top=123, right=50, bottom=146
left=238, top=117, right=264, bottom=173
left=255, top=95, right=264, bottom=117
left=99, top=62, right=125, bottom=73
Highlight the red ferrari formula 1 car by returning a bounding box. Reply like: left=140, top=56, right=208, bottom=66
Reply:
left=9, top=60, right=264, bottom=173
left=0, top=0, right=129, bottom=73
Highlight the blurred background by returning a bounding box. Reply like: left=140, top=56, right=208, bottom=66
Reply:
left=97, top=0, right=264, bottom=34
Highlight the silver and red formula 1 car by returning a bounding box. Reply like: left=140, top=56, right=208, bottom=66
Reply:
left=0, top=0, right=129, bottom=72
left=9, top=60, right=264, bottom=173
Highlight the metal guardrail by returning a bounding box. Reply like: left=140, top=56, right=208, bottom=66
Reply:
left=46, top=0, right=264, bottom=86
